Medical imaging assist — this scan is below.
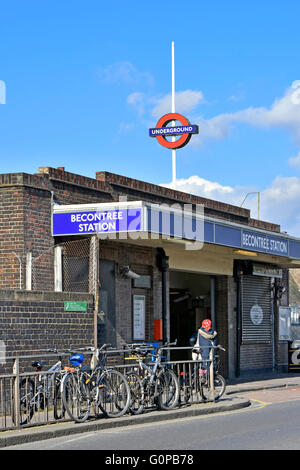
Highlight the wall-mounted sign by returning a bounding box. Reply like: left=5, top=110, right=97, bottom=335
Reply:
left=250, top=304, right=263, bottom=325
left=253, top=264, right=283, bottom=278
left=149, top=113, right=198, bottom=149
left=53, top=208, right=142, bottom=236
left=242, top=231, right=288, bottom=257
left=279, top=306, right=291, bottom=341
left=288, top=342, right=300, bottom=372
left=64, top=301, right=87, bottom=312
left=133, top=275, right=151, bottom=289
left=133, top=295, right=146, bottom=340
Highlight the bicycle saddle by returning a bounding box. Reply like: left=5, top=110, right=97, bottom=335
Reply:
left=32, top=361, right=46, bottom=370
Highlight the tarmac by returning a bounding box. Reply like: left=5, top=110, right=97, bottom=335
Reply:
left=1, top=371, right=300, bottom=448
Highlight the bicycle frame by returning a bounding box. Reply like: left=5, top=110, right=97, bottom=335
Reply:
left=131, top=347, right=166, bottom=386
left=38, top=361, right=63, bottom=397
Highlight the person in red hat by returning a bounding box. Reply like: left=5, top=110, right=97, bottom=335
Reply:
left=189, top=318, right=218, bottom=368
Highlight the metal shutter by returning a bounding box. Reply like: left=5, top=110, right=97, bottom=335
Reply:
left=241, top=275, right=272, bottom=344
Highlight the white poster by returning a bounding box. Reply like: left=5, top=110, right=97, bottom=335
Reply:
left=133, top=295, right=145, bottom=340
left=279, top=306, right=291, bottom=341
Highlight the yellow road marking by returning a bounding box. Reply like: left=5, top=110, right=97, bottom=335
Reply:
left=248, top=398, right=268, bottom=408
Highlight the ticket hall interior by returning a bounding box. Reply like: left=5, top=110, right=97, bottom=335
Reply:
left=169, top=270, right=216, bottom=361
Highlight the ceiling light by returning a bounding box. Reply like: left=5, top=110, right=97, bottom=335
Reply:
left=234, top=250, right=258, bottom=257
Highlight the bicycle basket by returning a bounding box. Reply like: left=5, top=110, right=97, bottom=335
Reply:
left=69, top=353, right=84, bottom=366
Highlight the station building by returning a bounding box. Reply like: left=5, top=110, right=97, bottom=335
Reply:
left=1, top=166, right=299, bottom=378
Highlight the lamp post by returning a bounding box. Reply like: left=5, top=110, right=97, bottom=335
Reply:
left=240, top=191, right=260, bottom=220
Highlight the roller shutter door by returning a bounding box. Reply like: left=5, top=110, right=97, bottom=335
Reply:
left=240, top=275, right=273, bottom=371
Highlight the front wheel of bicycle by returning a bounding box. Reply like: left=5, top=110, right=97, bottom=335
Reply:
left=53, top=377, right=66, bottom=420
left=155, top=369, right=180, bottom=410
left=201, top=373, right=226, bottom=402
left=126, top=371, right=145, bottom=415
left=12, top=378, right=35, bottom=425
left=61, top=372, right=91, bottom=423
left=96, top=370, right=131, bottom=418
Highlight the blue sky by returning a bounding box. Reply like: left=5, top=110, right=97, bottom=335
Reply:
left=1, top=1, right=300, bottom=234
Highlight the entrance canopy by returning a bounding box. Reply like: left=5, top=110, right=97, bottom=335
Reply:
left=52, top=200, right=300, bottom=265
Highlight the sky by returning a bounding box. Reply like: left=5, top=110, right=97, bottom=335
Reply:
left=1, top=1, right=300, bottom=235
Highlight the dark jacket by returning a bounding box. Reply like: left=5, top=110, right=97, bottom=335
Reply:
left=189, top=327, right=218, bottom=364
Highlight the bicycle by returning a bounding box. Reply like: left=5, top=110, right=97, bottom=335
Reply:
left=125, top=341, right=180, bottom=415
left=182, top=344, right=226, bottom=403
left=12, top=348, right=71, bottom=426
left=199, top=345, right=226, bottom=402
left=61, top=344, right=131, bottom=423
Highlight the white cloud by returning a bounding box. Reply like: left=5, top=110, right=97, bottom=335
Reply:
left=259, top=176, right=300, bottom=235
left=160, top=173, right=300, bottom=236
left=98, top=61, right=154, bottom=87
left=289, top=151, right=300, bottom=168
left=118, top=122, right=135, bottom=133
left=191, top=81, right=300, bottom=147
left=161, top=175, right=253, bottom=209
left=127, top=89, right=204, bottom=121
left=127, top=92, right=145, bottom=116
left=151, top=90, right=204, bottom=119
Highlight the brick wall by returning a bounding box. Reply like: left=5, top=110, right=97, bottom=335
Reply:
left=0, top=289, right=94, bottom=374
left=0, top=185, right=25, bottom=290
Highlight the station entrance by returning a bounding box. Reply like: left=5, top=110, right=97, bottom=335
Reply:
left=169, top=270, right=217, bottom=361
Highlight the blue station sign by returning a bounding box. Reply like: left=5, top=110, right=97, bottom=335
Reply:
left=242, top=230, right=288, bottom=256
left=52, top=208, right=142, bottom=236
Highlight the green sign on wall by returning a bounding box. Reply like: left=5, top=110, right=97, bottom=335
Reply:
left=64, top=301, right=87, bottom=312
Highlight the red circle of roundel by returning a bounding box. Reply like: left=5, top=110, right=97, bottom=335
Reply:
left=155, top=112, right=192, bottom=149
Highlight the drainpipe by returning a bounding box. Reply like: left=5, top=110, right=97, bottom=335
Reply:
left=235, top=267, right=243, bottom=377
left=157, top=248, right=169, bottom=344
left=210, top=276, right=216, bottom=330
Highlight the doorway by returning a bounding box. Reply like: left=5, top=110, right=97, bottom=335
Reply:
left=169, top=271, right=214, bottom=360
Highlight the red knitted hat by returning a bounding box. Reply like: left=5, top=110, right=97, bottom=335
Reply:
left=202, top=319, right=212, bottom=331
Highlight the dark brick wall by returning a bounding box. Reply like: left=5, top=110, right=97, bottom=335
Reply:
left=0, top=290, right=94, bottom=374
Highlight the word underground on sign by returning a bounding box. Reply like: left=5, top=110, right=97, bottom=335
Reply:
left=149, top=113, right=198, bottom=149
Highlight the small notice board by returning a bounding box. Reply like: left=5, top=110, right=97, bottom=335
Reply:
left=133, top=295, right=145, bottom=340
left=64, top=301, right=87, bottom=312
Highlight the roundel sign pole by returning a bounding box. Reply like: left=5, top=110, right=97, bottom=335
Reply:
left=149, top=43, right=198, bottom=187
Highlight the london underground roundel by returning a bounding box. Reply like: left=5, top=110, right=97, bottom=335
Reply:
left=149, top=113, right=199, bottom=149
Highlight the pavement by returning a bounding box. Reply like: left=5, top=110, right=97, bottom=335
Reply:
left=1, top=371, right=300, bottom=449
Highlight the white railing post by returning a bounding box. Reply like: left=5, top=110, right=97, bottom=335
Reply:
left=13, top=358, right=20, bottom=428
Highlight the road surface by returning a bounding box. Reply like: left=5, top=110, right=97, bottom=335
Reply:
left=5, top=386, right=300, bottom=451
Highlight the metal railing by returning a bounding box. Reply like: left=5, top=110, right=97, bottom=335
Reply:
left=0, top=346, right=220, bottom=432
